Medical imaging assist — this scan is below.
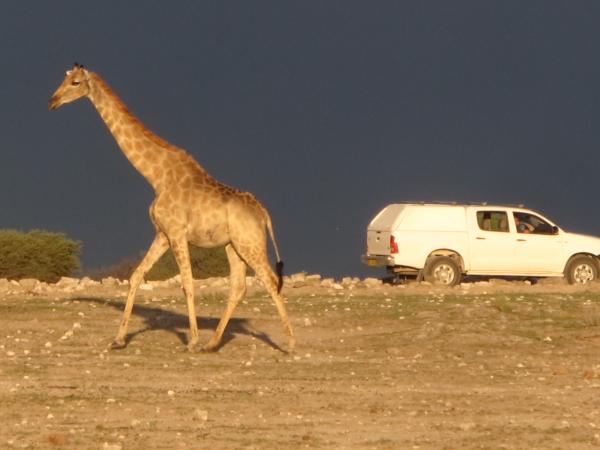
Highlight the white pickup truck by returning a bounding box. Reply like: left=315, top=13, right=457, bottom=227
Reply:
left=362, top=203, right=600, bottom=285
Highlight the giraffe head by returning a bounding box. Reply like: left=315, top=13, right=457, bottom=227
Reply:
left=48, top=63, right=91, bottom=110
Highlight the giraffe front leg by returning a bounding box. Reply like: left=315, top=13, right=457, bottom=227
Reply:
left=170, top=236, right=199, bottom=351
left=111, top=233, right=169, bottom=349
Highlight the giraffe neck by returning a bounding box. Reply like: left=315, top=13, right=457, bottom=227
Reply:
left=85, top=72, right=185, bottom=191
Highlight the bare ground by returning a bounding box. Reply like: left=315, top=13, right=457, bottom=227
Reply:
left=2, top=282, right=600, bottom=449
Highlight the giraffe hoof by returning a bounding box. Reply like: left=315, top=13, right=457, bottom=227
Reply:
left=201, top=340, right=220, bottom=352
left=187, top=338, right=199, bottom=352
left=287, top=337, right=296, bottom=353
left=109, top=339, right=126, bottom=350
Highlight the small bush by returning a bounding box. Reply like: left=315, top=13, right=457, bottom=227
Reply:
left=0, top=229, right=81, bottom=283
left=147, top=245, right=229, bottom=280
left=89, top=244, right=229, bottom=281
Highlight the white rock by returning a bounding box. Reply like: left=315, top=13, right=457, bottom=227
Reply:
left=102, top=443, right=122, bottom=450
left=459, top=422, right=476, bottom=431
left=290, top=272, right=307, bottom=283
left=79, top=277, right=100, bottom=288
left=0, top=278, right=11, bottom=292
left=56, top=276, right=79, bottom=287
left=363, top=277, right=382, bottom=287
left=320, top=278, right=335, bottom=288
left=18, top=278, right=39, bottom=291
left=60, top=330, right=74, bottom=340
left=194, top=409, right=208, bottom=422
left=101, top=277, right=119, bottom=287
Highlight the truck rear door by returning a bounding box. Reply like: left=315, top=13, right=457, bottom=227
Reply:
left=468, top=209, right=516, bottom=273
left=366, top=204, right=407, bottom=255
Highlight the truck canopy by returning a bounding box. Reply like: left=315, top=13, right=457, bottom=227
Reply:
left=398, top=205, right=466, bottom=232
left=367, top=204, right=408, bottom=232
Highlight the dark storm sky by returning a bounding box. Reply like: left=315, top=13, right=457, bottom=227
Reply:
left=2, top=1, right=600, bottom=278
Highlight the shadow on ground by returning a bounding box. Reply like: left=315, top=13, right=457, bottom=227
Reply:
left=73, top=297, right=285, bottom=352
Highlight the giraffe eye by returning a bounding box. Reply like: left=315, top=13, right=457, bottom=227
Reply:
left=71, top=81, right=81, bottom=86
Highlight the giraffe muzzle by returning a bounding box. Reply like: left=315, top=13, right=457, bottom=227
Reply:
left=48, top=96, right=60, bottom=110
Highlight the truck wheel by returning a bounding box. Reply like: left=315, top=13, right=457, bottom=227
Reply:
left=565, top=256, right=598, bottom=284
left=424, top=256, right=462, bottom=286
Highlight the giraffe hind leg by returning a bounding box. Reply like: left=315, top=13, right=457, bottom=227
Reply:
left=203, top=244, right=247, bottom=352
left=240, top=247, right=295, bottom=352
left=169, top=235, right=200, bottom=350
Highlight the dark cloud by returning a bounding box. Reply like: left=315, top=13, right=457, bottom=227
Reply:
left=2, top=1, right=600, bottom=277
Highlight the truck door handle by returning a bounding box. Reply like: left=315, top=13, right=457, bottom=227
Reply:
left=516, top=239, right=526, bottom=242
left=476, top=237, right=486, bottom=240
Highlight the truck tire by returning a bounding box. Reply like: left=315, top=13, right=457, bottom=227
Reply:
left=564, top=255, right=598, bottom=285
left=424, top=256, right=462, bottom=286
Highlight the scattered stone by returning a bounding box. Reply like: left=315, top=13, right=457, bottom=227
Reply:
left=193, top=409, right=208, bottom=422
left=290, top=272, right=307, bottom=283
left=363, top=277, right=382, bottom=288
left=459, top=422, right=476, bottom=431
left=318, top=278, right=333, bottom=287
left=56, top=276, right=79, bottom=287
left=102, top=443, right=122, bottom=450
left=101, top=277, right=120, bottom=287
left=18, top=278, right=39, bottom=292
left=60, top=330, right=74, bottom=341
left=0, top=278, right=10, bottom=292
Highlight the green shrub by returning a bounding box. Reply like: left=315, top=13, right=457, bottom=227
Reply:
left=0, top=229, right=81, bottom=282
left=89, top=245, right=230, bottom=281
left=146, top=245, right=229, bottom=280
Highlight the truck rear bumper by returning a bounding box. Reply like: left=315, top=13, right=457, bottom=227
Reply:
left=362, top=254, right=394, bottom=267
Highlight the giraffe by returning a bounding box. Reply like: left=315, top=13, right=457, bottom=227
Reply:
left=49, top=63, right=295, bottom=352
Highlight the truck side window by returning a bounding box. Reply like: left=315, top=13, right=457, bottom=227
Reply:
left=477, top=211, right=509, bottom=232
left=513, top=212, right=557, bottom=235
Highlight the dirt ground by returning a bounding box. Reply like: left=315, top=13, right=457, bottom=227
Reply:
left=2, top=281, right=600, bottom=449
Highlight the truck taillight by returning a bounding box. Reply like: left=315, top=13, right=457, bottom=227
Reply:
left=390, top=236, right=399, bottom=254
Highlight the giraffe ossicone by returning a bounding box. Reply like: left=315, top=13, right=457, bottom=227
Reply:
left=49, top=63, right=295, bottom=352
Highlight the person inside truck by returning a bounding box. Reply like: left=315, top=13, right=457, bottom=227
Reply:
left=514, top=213, right=534, bottom=233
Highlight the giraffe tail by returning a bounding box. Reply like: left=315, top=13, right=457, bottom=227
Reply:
left=265, top=211, right=284, bottom=293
